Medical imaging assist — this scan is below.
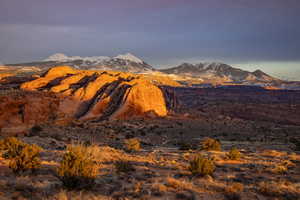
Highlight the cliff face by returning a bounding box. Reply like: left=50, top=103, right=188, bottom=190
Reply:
left=20, top=66, right=167, bottom=121
left=0, top=91, right=63, bottom=136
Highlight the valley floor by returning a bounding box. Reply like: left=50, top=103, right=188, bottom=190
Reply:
left=1, top=116, right=300, bottom=200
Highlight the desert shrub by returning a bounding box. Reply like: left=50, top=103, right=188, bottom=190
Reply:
left=114, top=160, right=135, bottom=173
left=188, top=155, right=215, bottom=176
left=0, top=137, right=42, bottom=174
left=0, top=137, right=26, bottom=159
left=57, top=144, right=99, bottom=190
left=226, top=147, right=241, bottom=160
left=124, top=138, right=141, bottom=152
left=224, top=182, right=244, bottom=200
left=273, top=165, right=288, bottom=174
left=9, top=144, right=42, bottom=174
left=201, top=138, right=221, bottom=151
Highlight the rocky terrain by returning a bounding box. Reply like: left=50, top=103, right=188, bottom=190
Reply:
left=0, top=114, right=299, bottom=200
left=0, top=66, right=300, bottom=200
left=163, top=86, right=300, bottom=125
left=0, top=66, right=177, bottom=136
left=5, top=54, right=300, bottom=90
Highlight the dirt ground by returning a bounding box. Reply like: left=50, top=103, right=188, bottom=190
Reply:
left=0, top=115, right=300, bottom=200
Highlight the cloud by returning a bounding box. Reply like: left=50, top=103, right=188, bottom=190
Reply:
left=0, top=0, right=299, bottom=80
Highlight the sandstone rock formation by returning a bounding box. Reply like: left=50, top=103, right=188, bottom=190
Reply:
left=20, top=66, right=168, bottom=121
left=0, top=90, right=63, bottom=136
left=0, top=73, right=13, bottom=81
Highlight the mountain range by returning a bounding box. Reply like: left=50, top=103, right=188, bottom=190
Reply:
left=8, top=53, right=154, bottom=73
left=5, top=53, right=300, bottom=89
left=160, top=62, right=278, bottom=84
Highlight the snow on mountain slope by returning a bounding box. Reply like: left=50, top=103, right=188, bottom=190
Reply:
left=114, top=53, right=144, bottom=64
left=44, top=53, right=144, bottom=64
left=44, top=53, right=110, bottom=63
left=160, top=62, right=278, bottom=83
left=37, top=53, right=154, bottom=73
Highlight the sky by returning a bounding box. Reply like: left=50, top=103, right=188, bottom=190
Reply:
left=0, top=0, right=299, bottom=80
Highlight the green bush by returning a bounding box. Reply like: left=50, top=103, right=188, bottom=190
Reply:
left=124, top=138, right=141, bottom=152
left=114, top=160, right=135, bottom=174
left=188, top=155, right=215, bottom=176
left=226, top=147, right=241, bottom=160
left=0, top=137, right=42, bottom=174
left=202, top=138, right=221, bottom=151
left=57, top=144, right=99, bottom=190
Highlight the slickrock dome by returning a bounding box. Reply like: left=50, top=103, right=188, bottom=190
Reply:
left=20, top=66, right=168, bottom=121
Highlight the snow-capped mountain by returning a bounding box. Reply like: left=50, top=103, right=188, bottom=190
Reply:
left=44, top=53, right=110, bottom=63
left=114, top=53, right=144, bottom=64
left=160, top=62, right=278, bottom=83
left=44, top=53, right=145, bottom=64
left=10, top=53, right=154, bottom=73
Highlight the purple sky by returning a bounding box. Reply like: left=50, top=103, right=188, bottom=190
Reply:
left=0, top=0, right=299, bottom=79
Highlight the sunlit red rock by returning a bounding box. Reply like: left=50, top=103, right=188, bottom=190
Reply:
left=19, top=66, right=168, bottom=122
left=0, top=91, right=63, bottom=136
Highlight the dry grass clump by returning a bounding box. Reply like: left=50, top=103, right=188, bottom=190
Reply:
left=92, top=146, right=124, bottom=163
left=114, top=160, right=135, bottom=174
left=271, top=160, right=295, bottom=174
left=272, top=165, right=288, bottom=174
left=226, top=147, right=241, bottom=160
left=0, top=137, right=42, bottom=174
left=261, top=149, right=286, bottom=157
left=124, top=138, right=141, bottom=152
left=201, top=138, right=221, bottom=151
left=57, top=144, right=99, bottom=190
left=0, top=137, right=26, bottom=159
left=224, top=182, right=244, bottom=200
left=188, top=155, right=215, bottom=176
left=165, top=177, right=194, bottom=191
left=258, top=181, right=300, bottom=199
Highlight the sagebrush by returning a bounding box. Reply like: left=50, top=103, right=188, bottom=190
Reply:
left=0, top=137, right=42, bottom=174
left=124, top=138, right=141, bottom=152
left=202, top=138, right=221, bottom=151
left=188, top=155, right=215, bottom=176
left=227, top=147, right=241, bottom=160
left=57, top=144, right=99, bottom=190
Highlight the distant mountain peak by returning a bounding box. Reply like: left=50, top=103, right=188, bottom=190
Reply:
left=114, top=53, right=144, bottom=64
left=44, top=53, right=144, bottom=64
left=44, top=53, right=110, bottom=62
left=44, top=53, right=68, bottom=61
left=160, top=62, right=278, bottom=83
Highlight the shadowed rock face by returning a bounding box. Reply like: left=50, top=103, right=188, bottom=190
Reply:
left=20, top=66, right=168, bottom=121
left=0, top=91, right=63, bottom=136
